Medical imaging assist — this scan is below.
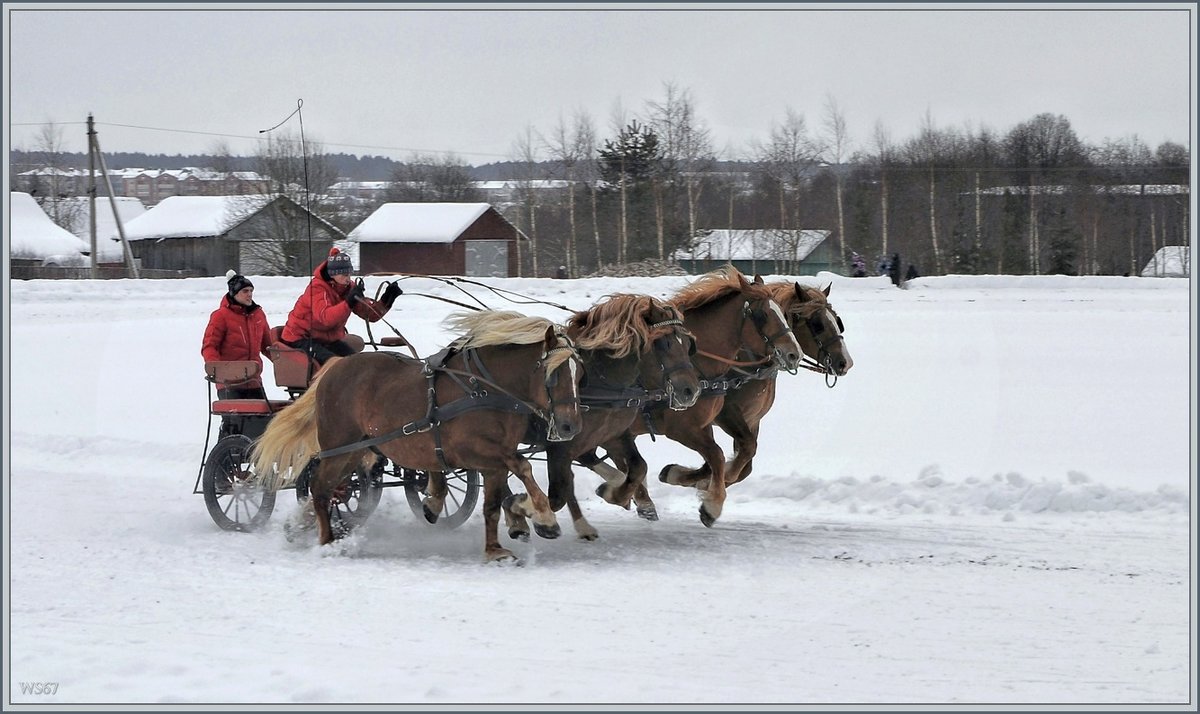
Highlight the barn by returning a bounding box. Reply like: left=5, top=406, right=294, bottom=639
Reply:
left=346, top=202, right=525, bottom=277
left=673, top=229, right=835, bottom=276
left=119, top=194, right=344, bottom=276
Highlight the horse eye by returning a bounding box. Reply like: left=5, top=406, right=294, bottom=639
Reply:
left=810, top=320, right=825, bottom=334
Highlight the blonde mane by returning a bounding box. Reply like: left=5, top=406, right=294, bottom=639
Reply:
left=444, top=310, right=574, bottom=371
left=566, top=294, right=682, bottom=358
left=670, top=266, right=772, bottom=313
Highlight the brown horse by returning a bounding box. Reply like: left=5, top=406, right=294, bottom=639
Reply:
left=507, top=293, right=703, bottom=540
left=251, top=310, right=584, bottom=563
left=658, top=281, right=853, bottom=491
left=589, top=267, right=803, bottom=527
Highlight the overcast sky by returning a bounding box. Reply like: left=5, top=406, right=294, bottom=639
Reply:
left=4, top=4, right=1195, bottom=165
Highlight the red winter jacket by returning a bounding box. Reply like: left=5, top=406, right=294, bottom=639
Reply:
left=201, top=296, right=273, bottom=389
left=281, top=259, right=390, bottom=344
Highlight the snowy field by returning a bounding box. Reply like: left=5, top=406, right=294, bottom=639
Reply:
left=4, top=271, right=1196, bottom=707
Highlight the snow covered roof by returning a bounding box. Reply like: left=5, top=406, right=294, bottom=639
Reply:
left=674, top=229, right=830, bottom=261
left=119, top=195, right=273, bottom=241
left=46, top=196, right=146, bottom=261
left=8, top=192, right=89, bottom=259
left=348, top=202, right=508, bottom=243
left=1140, top=246, right=1190, bottom=277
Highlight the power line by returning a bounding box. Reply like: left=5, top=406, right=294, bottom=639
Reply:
left=11, top=119, right=511, bottom=160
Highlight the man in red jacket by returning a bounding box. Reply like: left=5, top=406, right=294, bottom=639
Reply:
left=280, top=247, right=401, bottom=365
left=201, top=271, right=273, bottom=399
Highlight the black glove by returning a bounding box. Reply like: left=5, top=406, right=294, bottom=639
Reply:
left=345, top=279, right=365, bottom=305
left=381, top=281, right=403, bottom=308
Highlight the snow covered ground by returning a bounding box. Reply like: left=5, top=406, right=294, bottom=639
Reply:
left=5, top=272, right=1195, bottom=706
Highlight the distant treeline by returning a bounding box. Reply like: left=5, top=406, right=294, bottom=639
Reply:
left=8, top=149, right=760, bottom=182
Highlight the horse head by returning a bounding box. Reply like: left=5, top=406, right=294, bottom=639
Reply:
left=783, top=282, right=854, bottom=380
left=743, top=275, right=802, bottom=372
left=537, top=325, right=584, bottom=442
left=642, top=300, right=701, bottom=410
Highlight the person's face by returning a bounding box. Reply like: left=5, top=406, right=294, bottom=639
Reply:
left=233, top=286, right=254, bottom=306
left=332, top=272, right=351, bottom=286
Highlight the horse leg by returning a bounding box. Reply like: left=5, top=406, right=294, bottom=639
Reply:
left=548, top=451, right=597, bottom=540
left=309, top=454, right=358, bottom=546
left=421, top=471, right=448, bottom=524
left=604, top=433, right=658, bottom=521
left=501, top=456, right=561, bottom=539
left=498, top=480, right=530, bottom=541
left=481, top=469, right=518, bottom=563
left=662, top=426, right=727, bottom=527
left=726, top=423, right=761, bottom=486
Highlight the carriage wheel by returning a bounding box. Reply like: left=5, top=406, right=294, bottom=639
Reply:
left=403, top=468, right=481, bottom=529
left=294, top=459, right=385, bottom=536
left=202, top=434, right=276, bottom=532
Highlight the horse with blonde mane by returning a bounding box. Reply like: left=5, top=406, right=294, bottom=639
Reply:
left=588, top=267, right=803, bottom=527
left=251, top=310, right=584, bottom=563
left=500, top=293, right=701, bottom=541
left=653, top=281, right=853, bottom=494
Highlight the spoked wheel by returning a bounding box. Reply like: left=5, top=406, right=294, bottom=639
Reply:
left=295, top=458, right=385, bottom=538
left=403, top=468, right=481, bottom=529
left=202, top=434, right=276, bottom=532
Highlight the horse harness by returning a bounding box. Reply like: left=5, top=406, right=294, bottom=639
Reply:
left=314, top=339, right=578, bottom=471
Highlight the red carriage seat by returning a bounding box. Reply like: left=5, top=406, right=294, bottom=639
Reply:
left=204, top=360, right=290, bottom=413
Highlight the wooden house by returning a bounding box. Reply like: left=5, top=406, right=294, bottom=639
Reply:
left=673, top=229, right=835, bottom=276
left=118, top=194, right=344, bottom=276
left=346, top=202, right=525, bottom=277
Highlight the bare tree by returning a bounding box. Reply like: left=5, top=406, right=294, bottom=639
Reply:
left=511, top=125, right=543, bottom=277
left=646, top=81, right=714, bottom=261
left=31, top=121, right=85, bottom=231
left=388, top=153, right=482, bottom=202
left=233, top=131, right=341, bottom=275
left=821, top=94, right=851, bottom=272
left=755, top=108, right=824, bottom=270
left=542, top=109, right=597, bottom=276
left=872, top=121, right=894, bottom=260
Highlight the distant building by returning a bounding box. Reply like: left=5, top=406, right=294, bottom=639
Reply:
left=347, top=202, right=525, bottom=277
left=118, top=194, right=344, bottom=276
left=1140, top=246, right=1190, bottom=277
left=9, top=192, right=89, bottom=266
left=14, top=167, right=271, bottom=206
left=673, top=229, right=835, bottom=276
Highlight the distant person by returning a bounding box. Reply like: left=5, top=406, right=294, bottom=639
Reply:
left=888, top=252, right=902, bottom=286
left=556, top=264, right=568, bottom=279
left=851, top=252, right=867, bottom=278
left=905, top=263, right=920, bottom=282
left=877, top=256, right=890, bottom=276
left=202, top=271, right=273, bottom=400
left=280, top=247, right=401, bottom=365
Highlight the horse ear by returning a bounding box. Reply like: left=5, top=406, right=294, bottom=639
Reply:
left=823, top=283, right=832, bottom=297
left=794, top=282, right=809, bottom=302
left=543, top=324, right=558, bottom=348
left=752, top=274, right=765, bottom=285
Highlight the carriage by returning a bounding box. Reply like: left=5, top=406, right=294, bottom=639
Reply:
left=193, top=327, right=480, bottom=535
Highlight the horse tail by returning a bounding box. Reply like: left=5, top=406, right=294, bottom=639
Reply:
left=251, top=357, right=341, bottom=490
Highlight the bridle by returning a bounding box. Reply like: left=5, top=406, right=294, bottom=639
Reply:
left=796, top=308, right=846, bottom=388
left=647, top=317, right=697, bottom=410
left=693, top=299, right=799, bottom=375
left=537, top=334, right=583, bottom=442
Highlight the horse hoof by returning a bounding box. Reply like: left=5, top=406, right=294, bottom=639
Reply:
left=594, top=483, right=613, bottom=502
left=636, top=504, right=659, bottom=521
left=485, top=550, right=522, bottom=565
left=502, top=492, right=527, bottom=514
left=422, top=505, right=439, bottom=524
left=508, top=527, right=530, bottom=542
left=534, top=522, right=561, bottom=540
left=549, top=494, right=566, bottom=512
left=699, top=505, right=717, bottom=528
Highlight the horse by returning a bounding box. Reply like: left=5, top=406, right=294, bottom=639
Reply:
left=501, top=293, right=702, bottom=541
left=587, top=267, right=803, bottom=527
left=251, top=310, right=584, bottom=563
left=656, top=281, right=853, bottom=492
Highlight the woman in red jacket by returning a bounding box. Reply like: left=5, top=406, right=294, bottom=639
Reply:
left=280, top=247, right=400, bottom=365
left=201, top=271, right=273, bottom=399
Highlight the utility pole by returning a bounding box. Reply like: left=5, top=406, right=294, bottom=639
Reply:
left=87, top=114, right=98, bottom=277
left=87, top=114, right=139, bottom=278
